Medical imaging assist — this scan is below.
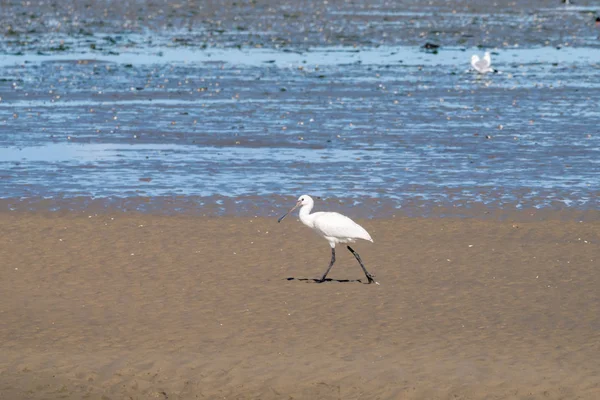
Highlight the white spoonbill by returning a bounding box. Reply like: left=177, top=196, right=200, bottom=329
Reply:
left=278, top=195, right=376, bottom=284
left=471, top=51, right=495, bottom=74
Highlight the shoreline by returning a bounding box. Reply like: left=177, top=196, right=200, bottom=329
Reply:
left=2, top=0, right=600, bottom=397
left=2, top=197, right=599, bottom=221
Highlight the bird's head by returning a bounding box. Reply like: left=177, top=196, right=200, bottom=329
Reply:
left=278, top=195, right=313, bottom=223
left=471, top=54, right=479, bottom=63
left=296, top=195, right=313, bottom=207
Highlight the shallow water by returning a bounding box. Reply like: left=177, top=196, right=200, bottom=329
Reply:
left=1, top=9, right=600, bottom=217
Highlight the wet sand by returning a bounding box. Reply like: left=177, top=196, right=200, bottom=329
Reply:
left=1, top=212, right=599, bottom=399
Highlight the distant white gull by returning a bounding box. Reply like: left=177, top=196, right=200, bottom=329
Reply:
left=471, top=51, right=496, bottom=74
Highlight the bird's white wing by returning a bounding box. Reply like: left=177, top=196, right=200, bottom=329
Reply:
left=312, top=212, right=373, bottom=242
left=471, top=55, right=480, bottom=70
left=483, top=53, right=492, bottom=67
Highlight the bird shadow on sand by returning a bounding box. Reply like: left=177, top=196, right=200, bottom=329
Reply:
left=286, top=277, right=369, bottom=284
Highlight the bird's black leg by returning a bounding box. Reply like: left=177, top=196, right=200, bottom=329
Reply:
left=317, top=248, right=336, bottom=282
left=347, top=246, right=375, bottom=284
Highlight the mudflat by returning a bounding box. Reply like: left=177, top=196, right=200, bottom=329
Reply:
left=1, top=212, right=598, bottom=399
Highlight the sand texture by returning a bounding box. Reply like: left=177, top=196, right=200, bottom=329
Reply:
left=0, top=213, right=599, bottom=399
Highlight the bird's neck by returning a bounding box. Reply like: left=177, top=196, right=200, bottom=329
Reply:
left=298, top=204, right=314, bottom=227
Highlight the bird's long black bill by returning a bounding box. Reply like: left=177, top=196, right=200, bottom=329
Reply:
left=277, top=212, right=289, bottom=223
left=277, top=203, right=300, bottom=223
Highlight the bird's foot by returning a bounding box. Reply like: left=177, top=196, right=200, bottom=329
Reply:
left=366, top=275, right=378, bottom=284
left=316, top=277, right=327, bottom=283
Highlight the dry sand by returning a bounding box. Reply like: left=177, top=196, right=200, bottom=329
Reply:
left=1, top=212, right=599, bottom=399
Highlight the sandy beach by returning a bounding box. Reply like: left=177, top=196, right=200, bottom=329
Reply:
left=1, top=212, right=598, bottom=399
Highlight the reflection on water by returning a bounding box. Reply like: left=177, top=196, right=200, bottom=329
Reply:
left=1, top=44, right=599, bottom=216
